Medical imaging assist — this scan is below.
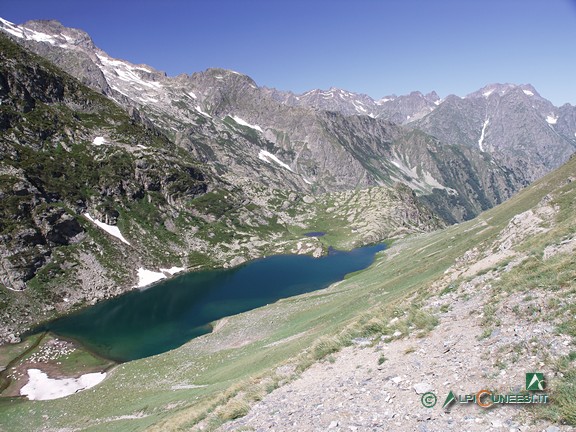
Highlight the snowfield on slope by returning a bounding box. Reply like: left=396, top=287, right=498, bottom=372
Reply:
left=232, top=115, right=263, bottom=132
left=258, top=150, right=293, bottom=172
left=83, top=213, right=130, bottom=245
left=21, top=369, right=106, bottom=401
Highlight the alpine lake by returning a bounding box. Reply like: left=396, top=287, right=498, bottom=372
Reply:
left=32, top=241, right=386, bottom=362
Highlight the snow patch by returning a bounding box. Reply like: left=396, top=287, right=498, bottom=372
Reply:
left=478, top=119, right=489, bottom=152
left=352, top=101, right=367, bottom=113
left=92, top=136, right=105, bottom=146
left=159, top=266, right=185, bottom=275
left=0, top=19, right=57, bottom=45
left=258, top=150, right=293, bottom=172
left=83, top=213, right=130, bottom=245
left=21, top=369, right=106, bottom=401
left=483, top=90, right=494, bottom=98
left=195, top=106, right=212, bottom=118
left=27, top=30, right=57, bottom=43
left=96, top=54, right=162, bottom=91
left=131, top=65, right=153, bottom=72
left=0, top=18, right=24, bottom=38
left=231, top=116, right=263, bottom=132
left=0, top=19, right=80, bottom=50
left=523, top=89, right=534, bottom=96
left=187, top=91, right=197, bottom=99
left=546, top=115, right=558, bottom=125
left=302, top=177, right=312, bottom=185
left=135, top=267, right=184, bottom=288
left=135, top=268, right=166, bottom=288
left=390, top=159, right=457, bottom=196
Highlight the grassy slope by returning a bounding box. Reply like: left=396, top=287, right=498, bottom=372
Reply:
left=0, top=159, right=573, bottom=430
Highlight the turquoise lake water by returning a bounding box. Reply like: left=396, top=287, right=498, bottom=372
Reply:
left=37, top=243, right=385, bottom=362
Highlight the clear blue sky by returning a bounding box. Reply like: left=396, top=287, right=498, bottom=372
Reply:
left=2, top=0, right=576, bottom=105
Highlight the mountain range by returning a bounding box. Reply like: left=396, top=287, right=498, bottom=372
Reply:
left=0, top=17, right=575, bottom=341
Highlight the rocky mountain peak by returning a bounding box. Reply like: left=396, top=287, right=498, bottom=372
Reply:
left=195, top=67, right=258, bottom=88
left=425, top=90, right=440, bottom=101
left=466, top=82, right=542, bottom=100
left=414, top=82, right=576, bottom=182
left=373, top=90, right=440, bottom=124
left=0, top=18, right=96, bottom=51
left=518, top=83, right=540, bottom=97
left=24, top=19, right=94, bottom=47
left=376, top=95, right=396, bottom=104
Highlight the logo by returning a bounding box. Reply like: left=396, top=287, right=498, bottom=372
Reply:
left=476, top=389, right=493, bottom=408
left=442, top=390, right=456, bottom=409
left=433, top=373, right=549, bottom=410
left=526, top=373, right=545, bottom=391
left=421, top=392, right=437, bottom=408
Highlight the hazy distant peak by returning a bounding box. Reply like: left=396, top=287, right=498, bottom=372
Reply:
left=466, top=83, right=541, bottom=99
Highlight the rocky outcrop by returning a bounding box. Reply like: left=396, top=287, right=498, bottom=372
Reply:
left=413, top=84, right=576, bottom=182
left=262, top=87, right=440, bottom=124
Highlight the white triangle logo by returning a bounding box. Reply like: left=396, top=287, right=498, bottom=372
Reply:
left=528, top=374, right=544, bottom=391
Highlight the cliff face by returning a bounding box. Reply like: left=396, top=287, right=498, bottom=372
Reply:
left=413, top=85, right=576, bottom=182
left=0, top=33, right=214, bottom=341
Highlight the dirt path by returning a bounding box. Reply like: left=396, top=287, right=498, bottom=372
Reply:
left=218, top=283, right=569, bottom=431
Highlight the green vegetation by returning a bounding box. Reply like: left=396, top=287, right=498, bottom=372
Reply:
left=53, top=345, right=114, bottom=376
left=0, top=334, right=44, bottom=370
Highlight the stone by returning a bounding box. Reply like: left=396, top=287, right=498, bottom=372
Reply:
left=413, top=382, right=434, bottom=394
left=351, top=337, right=372, bottom=347
left=228, top=256, right=246, bottom=267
